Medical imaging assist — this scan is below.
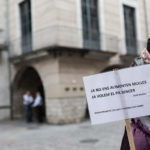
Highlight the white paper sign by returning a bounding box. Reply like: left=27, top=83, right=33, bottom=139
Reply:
left=83, top=64, right=150, bottom=125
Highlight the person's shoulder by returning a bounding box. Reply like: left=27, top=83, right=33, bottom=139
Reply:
left=23, top=94, right=26, bottom=98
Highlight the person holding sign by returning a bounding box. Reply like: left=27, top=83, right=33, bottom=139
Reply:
left=120, top=47, right=150, bottom=150
left=83, top=39, right=150, bottom=150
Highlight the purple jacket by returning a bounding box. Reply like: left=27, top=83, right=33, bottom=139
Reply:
left=120, top=118, right=150, bottom=150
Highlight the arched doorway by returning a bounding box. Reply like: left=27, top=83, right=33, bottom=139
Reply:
left=12, top=66, right=46, bottom=121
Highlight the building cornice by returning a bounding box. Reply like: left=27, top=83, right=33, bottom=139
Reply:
left=10, top=46, right=116, bottom=64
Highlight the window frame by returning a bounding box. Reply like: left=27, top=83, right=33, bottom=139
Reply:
left=123, top=5, right=137, bottom=54
left=81, top=0, right=100, bottom=50
left=120, top=0, right=141, bottom=54
left=19, top=0, right=32, bottom=53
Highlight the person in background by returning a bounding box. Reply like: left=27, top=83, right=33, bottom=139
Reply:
left=23, top=91, right=33, bottom=123
left=120, top=48, right=150, bottom=150
left=33, top=91, right=43, bottom=123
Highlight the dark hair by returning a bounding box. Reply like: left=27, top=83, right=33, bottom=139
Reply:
left=147, top=38, right=150, bottom=53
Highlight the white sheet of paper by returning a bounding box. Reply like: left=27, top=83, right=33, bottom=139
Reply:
left=83, top=64, right=150, bottom=125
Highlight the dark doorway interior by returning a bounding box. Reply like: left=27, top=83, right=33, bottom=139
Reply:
left=12, top=67, right=46, bottom=121
left=85, top=106, right=90, bottom=119
left=37, top=84, right=46, bottom=119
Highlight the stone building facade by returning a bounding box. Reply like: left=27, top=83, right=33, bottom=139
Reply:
left=0, top=0, right=150, bottom=123
left=0, top=0, right=10, bottom=120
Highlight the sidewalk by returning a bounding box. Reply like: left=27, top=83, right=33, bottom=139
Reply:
left=0, top=120, right=124, bottom=150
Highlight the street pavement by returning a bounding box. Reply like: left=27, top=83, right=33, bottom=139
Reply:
left=0, top=120, right=125, bottom=150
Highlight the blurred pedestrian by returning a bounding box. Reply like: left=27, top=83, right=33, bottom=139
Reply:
left=33, top=91, right=43, bottom=123
left=23, top=91, right=33, bottom=123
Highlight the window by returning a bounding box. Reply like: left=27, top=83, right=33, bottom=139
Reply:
left=81, top=0, right=100, bottom=49
left=20, top=0, right=32, bottom=53
left=124, top=5, right=137, bottom=54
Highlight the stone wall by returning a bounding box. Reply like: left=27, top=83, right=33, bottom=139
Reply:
left=0, top=0, right=7, bottom=44
left=55, top=0, right=82, bottom=48
left=0, top=51, right=10, bottom=120
left=46, top=97, right=86, bottom=124
left=0, top=109, right=10, bottom=120
left=0, top=0, right=10, bottom=120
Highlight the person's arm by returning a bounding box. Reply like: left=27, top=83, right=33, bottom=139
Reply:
left=33, top=96, right=41, bottom=107
left=23, top=95, right=27, bottom=105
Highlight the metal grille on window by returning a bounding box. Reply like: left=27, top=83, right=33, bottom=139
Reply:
left=81, top=0, right=100, bottom=50
left=20, top=0, right=32, bottom=53
left=124, top=5, right=137, bottom=54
